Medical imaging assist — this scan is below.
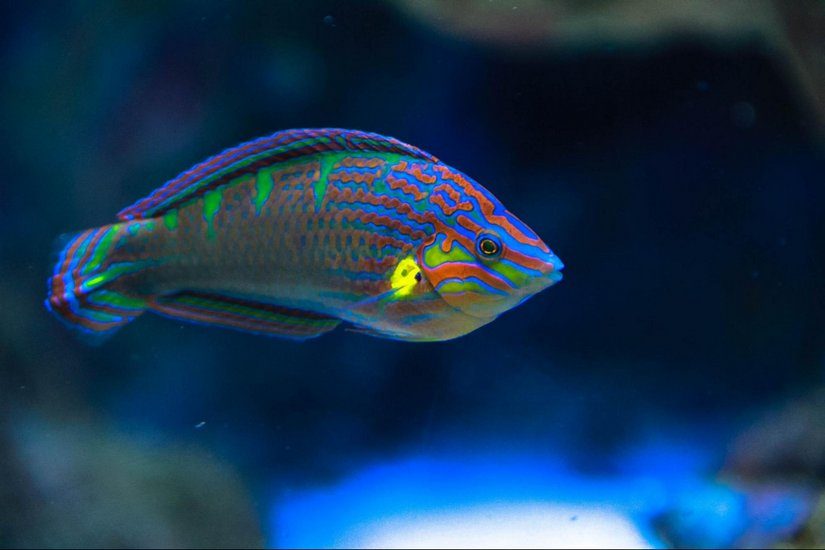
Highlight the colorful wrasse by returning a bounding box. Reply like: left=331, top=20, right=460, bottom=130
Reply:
left=46, top=129, right=563, bottom=342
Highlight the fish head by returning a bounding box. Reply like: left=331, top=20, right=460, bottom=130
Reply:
left=417, top=167, right=564, bottom=321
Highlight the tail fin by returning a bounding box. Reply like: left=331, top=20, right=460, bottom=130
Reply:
left=46, top=224, right=148, bottom=337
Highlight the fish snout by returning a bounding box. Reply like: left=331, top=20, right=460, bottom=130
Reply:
left=539, top=250, right=564, bottom=285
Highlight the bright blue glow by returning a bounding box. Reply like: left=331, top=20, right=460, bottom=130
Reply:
left=270, top=442, right=812, bottom=548
left=270, top=447, right=708, bottom=549
left=659, top=484, right=749, bottom=548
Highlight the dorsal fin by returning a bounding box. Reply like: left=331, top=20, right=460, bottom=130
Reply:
left=117, top=128, right=439, bottom=220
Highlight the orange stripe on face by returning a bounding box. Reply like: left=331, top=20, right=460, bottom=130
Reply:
left=503, top=247, right=554, bottom=273
left=438, top=228, right=475, bottom=254
left=456, top=214, right=483, bottom=235
left=424, top=260, right=513, bottom=292
left=454, top=214, right=550, bottom=271
left=434, top=166, right=546, bottom=248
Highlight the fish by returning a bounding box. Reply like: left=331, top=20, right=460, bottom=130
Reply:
left=46, top=128, right=563, bottom=342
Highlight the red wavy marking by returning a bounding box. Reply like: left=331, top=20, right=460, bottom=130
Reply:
left=434, top=184, right=469, bottom=208
left=353, top=256, right=397, bottom=274
left=397, top=162, right=436, bottom=185
left=362, top=211, right=425, bottom=240
left=327, top=230, right=412, bottom=271
left=455, top=213, right=483, bottom=235
left=120, top=129, right=441, bottom=220
left=274, top=168, right=314, bottom=193
left=431, top=192, right=473, bottom=216
left=367, top=233, right=410, bottom=253
left=386, top=174, right=428, bottom=201
left=326, top=187, right=430, bottom=240
left=435, top=221, right=476, bottom=254
left=340, top=156, right=384, bottom=168
left=335, top=207, right=423, bottom=241
left=272, top=185, right=310, bottom=214
left=424, top=260, right=512, bottom=292
left=433, top=165, right=546, bottom=249
left=426, top=233, right=470, bottom=267
left=329, top=168, right=382, bottom=185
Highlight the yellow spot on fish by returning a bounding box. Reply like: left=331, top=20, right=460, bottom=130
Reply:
left=390, top=257, right=421, bottom=298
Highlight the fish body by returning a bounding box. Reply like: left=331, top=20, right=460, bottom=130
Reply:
left=47, top=129, right=563, bottom=341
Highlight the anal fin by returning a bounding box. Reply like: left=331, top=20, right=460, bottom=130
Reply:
left=149, top=291, right=340, bottom=340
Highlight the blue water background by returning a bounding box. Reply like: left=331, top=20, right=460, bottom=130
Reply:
left=1, top=1, right=822, bottom=547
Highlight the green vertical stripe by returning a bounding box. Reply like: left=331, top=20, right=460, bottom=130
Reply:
left=254, top=168, right=274, bottom=216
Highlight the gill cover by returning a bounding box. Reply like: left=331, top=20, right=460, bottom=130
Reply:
left=417, top=233, right=511, bottom=319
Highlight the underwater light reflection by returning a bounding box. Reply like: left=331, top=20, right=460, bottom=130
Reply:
left=270, top=452, right=686, bottom=548
left=344, top=503, right=652, bottom=549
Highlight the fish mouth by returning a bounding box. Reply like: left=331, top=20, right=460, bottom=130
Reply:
left=416, top=246, right=565, bottom=320
left=509, top=255, right=563, bottom=308
left=537, top=251, right=564, bottom=287
left=548, top=262, right=564, bottom=283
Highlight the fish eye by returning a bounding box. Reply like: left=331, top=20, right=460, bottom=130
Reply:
left=476, top=233, right=502, bottom=259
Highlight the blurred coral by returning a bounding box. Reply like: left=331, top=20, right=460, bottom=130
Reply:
left=784, top=493, right=825, bottom=548
left=723, top=388, right=825, bottom=485
left=1, top=417, right=263, bottom=548
left=395, top=0, right=825, bottom=133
